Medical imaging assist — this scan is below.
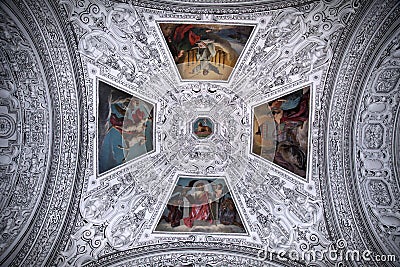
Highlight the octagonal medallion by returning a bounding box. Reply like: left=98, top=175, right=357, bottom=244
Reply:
left=192, top=117, right=214, bottom=139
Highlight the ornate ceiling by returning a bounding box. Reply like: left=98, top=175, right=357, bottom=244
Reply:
left=0, top=0, right=399, bottom=266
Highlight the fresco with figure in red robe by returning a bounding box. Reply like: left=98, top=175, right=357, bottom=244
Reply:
left=252, top=86, right=310, bottom=178
left=159, top=23, right=254, bottom=81
left=155, top=177, right=246, bottom=234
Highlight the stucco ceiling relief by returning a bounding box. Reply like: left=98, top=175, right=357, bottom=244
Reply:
left=324, top=0, right=399, bottom=264
left=355, top=26, right=400, bottom=257
left=0, top=0, right=81, bottom=266
left=1, top=0, right=399, bottom=266
left=0, top=4, right=51, bottom=263
left=54, top=0, right=362, bottom=266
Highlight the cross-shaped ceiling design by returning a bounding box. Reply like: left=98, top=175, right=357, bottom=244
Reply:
left=0, top=0, right=399, bottom=266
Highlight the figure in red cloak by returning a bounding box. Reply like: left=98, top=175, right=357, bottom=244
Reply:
left=183, top=183, right=213, bottom=228
left=167, top=24, right=212, bottom=62
left=109, top=108, right=146, bottom=134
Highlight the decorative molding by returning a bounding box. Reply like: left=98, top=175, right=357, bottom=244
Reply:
left=355, top=24, right=400, bottom=257
left=1, top=0, right=399, bottom=266
left=0, top=4, right=50, bottom=261
left=55, top=0, right=360, bottom=266
left=0, top=0, right=82, bottom=266
left=323, top=0, right=400, bottom=264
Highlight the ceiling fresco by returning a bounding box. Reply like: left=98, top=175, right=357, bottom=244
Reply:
left=252, top=86, right=311, bottom=179
left=154, top=175, right=247, bottom=234
left=159, top=23, right=254, bottom=81
left=97, top=80, right=154, bottom=174
left=0, top=0, right=399, bottom=266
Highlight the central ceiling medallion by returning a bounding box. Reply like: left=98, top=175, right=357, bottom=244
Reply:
left=192, top=117, right=214, bottom=139
left=159, top=22, right=254, bottom=81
